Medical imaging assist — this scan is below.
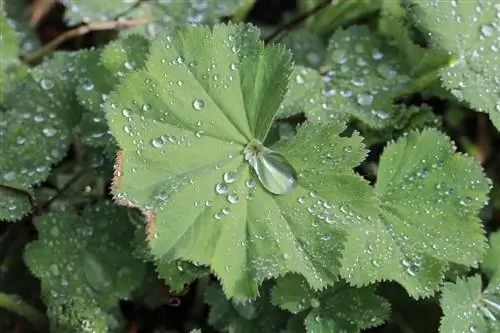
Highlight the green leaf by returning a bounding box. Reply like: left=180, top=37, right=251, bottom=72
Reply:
left=3, top=0, right=41, bottom=55
left=155, top=260, right=209, bottom=293
left=411, top=1, right=500, bottom=130
left=341, top=129, right=490, bottom=298
left=280, top=29, right=325, bottom=69
left=77, top=34, right=151, bottom=149
left=272, top=275, right=390, bottom=333
left=276, top=66, right=349, bottom=124
left=483, top=231, right=500, bottom=280
left=440, top=275, right=500, bottom=333
left=308, top=25, right=413, bottom=128
left=61, top=0, right=141, bottom=25
left=0, top=4, right=20, bottom=103
left=106, top=24, right=378, bottom=300
left=205, top=281, right=289, bottom=333
left=47, top=296, right=109, bottom=333
left=24, top=201, right=146, bottom=310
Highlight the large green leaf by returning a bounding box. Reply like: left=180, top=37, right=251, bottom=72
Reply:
left=411, top=0, right=500, bottom=130
left=24, top=201, right=146, bottom=310
left=341, top=129, right=490, bottom=298
left=106, top=24, right=377, bottom=300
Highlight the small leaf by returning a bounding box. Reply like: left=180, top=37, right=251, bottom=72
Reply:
left=411, top=1, right=500, bottom=130
left=106, top=24, right=378, bottom=300
left=440, top=275, right=500, bottom=333
left=341, top=129, right=490, bottom=298
left=272, top=275, right=391, bottom=333
left=155, top=260, right=209, bottom=293
left=24, top=201, right=146, bottom=310
left=482, top=231, right=500, bottom=280
left=205, top=282, right=289, bottom=333
left=308, top=26, right=413, bottom=128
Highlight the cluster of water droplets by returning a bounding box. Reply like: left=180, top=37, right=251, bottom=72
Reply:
left=211, top=170, right=256, bottom=221
left=306, top=27, right=413, bottom=123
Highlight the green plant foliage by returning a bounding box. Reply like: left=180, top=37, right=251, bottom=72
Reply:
left=440, top=275, right=500, bottom=333
left=271, top=274, right=390, bottom=332
left=3, top=0, right=41, bottom=54
left=0, top=5, right=20, bottom=103
left=77, top=34, right=150, bottom=149
left=205, top=282, right=289, bottom=333
left=308, top=25, right=414, bottom=128
left=341, top=129, right=490, bottom=297
left=280, top=29, right=325, bottom=69
left=155, top=260, right=209, bottom=293
left=483, top=231, right=500, bottom=279
left=47, top=296, right=109, bottom=333
left=24, top=201, right=146, bottom=309
left=411, top=0, right=500, bottom=130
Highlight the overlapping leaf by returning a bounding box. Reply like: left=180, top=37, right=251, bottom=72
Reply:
left=106, top=24, right=378, bottom=300
left=280, top=29, right=325, bottom=69
left=308, top=25, right=414, bottom=128
left=440, top=275, right=500, bottom=333
left=0, top=51, right=94, bottom=220
left=271, top=274, right=390, bottom=333
left=3, top=0, right=41, bottom=55
left=0, top=3, right=20, bottom=103
left=483, top=231, right=500, bottom=280
left=411, top=1, right=500, bottom=130
left=77, top=34, right=150, bottom=149
left=24, top=201, right=146, bottom=310
left=205, top=282, right=289, bottom=333
left=341, top=129, right=490, bottom=298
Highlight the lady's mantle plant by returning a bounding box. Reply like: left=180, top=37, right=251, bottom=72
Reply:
left=0, top=0, right=499, bottom=332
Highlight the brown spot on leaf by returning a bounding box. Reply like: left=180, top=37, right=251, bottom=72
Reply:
left=111, top=150, right=124, bottom=192
left=145, top=210, right=157, bottom=241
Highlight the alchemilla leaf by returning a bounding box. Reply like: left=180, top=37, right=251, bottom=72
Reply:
left=411, top=1, right=500, bottom=130
left=308, top=25, right=413, bottom=128
left=341, top=129, right=490, bottom=298
left=106, top=23, right=378, bottom=300
left=440, top=275, right=500, bottom=333
left=24, top=201, right=146, bottom=310
left=272, top=274, right=390, bottom=333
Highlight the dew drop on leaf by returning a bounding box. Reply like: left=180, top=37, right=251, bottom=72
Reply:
left=480, top=24, right=494, bottom=37
left=215, top=183, right=229, bottom=195
left=192, top=99, right=205, bottom=111
left=244, top=140, right=298, bottom=195
left=40, top=78, right=54, bottom=90
left=223, top=171, right=237, bottom=183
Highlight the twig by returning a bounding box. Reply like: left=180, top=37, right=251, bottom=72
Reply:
left=0, top=292, right=48, bottom=329
left=264, top=0, right=333, bottom=44
left=40, top=168, right=89, bottom=210
left=22, top=16, right=153, bottom=65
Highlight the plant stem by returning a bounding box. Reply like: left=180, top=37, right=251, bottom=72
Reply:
left=397, top=66, right=443, bottom=100
left=0, top=292, right=48, bottom=329
left=22, top=17, right=152, bottom=65
left=264, top=0, right=332, bottom=44
left=230, top=0, right=256, bottom=23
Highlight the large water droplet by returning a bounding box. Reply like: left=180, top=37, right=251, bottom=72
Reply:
left=215, top=183, right=228, bottom=195
left=192, top=99, right=205, bottom=111
left=223, top=171, right=237, bottom=183
left=480, top=24, right=494, bottom=37
left=356, top=93, right=374, bottom=106
left=244, top=140, right=297, bottom=195
left=40, top=78, right=54, bottom=90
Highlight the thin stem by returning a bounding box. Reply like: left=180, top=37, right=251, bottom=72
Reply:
left=264, top=0, right=332, bottom=44
left=230, top=0, right=256, bottom=23
left=40, top=168, right=89, bottom=210
left=22, top=16, right=152, bottom=65
left=0, top=292, right=47, bottom=329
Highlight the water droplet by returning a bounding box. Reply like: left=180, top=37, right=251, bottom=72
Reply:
left=244, top=140, right=298, bottom=195
left=215, top=183, right=228, bottom=195
left=230, top=63, right=238, bottom=70
left=152, top=137, right=165, bottom=148
left=223, top=171, right=237, bottom=183
left=3, top=171, right=16, bottom=181
left=42, top=128, right=57, bottom=137
left=480, top=24, right=494, bottom=37
left=295, top=74, right=305, bottom=84
left=227, top=193, right=239, bottom=204
left=331, top=49, right=347, bottom=64
left=459, top=196, right=473, bottom=206
left=40, top=78, right=54, bottom=90
left=376, top=63, right=397, bottom=80
left=245, top=179, right=256, bottom=188
left=81, top=78, right=94, bottom=91
left=122, top=108, right=131, bottom=117
left=371, top=49, right=384, bottom=60
left=231, top=45, right=240, bottom=54
left=192, top=99, right=205, bottom=111
left=297, top=196, right=307, bottom=204
left=356, top=93, right=374, bottom=106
